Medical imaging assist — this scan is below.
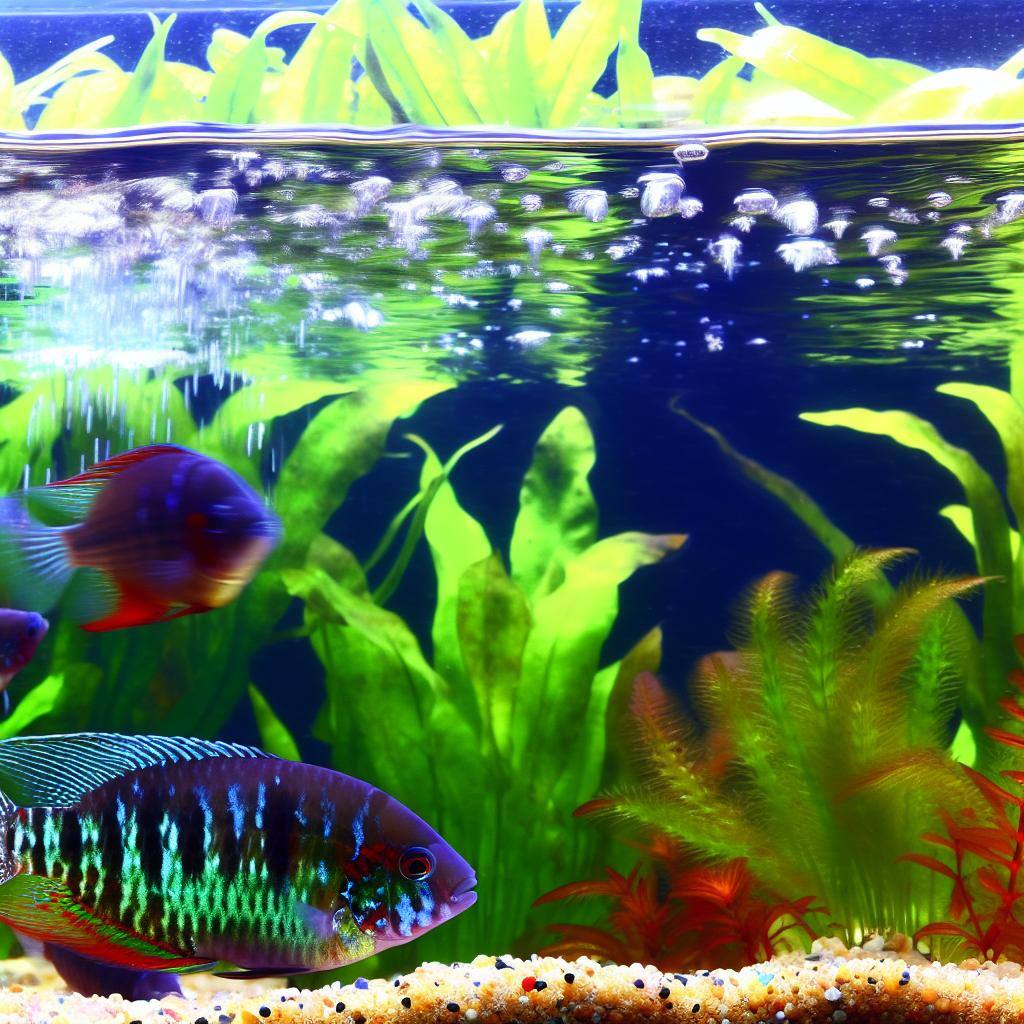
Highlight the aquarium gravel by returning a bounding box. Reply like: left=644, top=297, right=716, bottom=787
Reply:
left=5, top=941, right=1024, bottom=1024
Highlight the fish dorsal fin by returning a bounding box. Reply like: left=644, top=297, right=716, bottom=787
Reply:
left=0, top=733, right=272, bottom=807
left=0, top=876, right=216, bottom=972
left=51, top=445, right=194, bottom=489
left=23, top=485, right=104, bottom=525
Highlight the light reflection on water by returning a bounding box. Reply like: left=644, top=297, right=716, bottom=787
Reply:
left=0, top=138, right=1022, bottom=415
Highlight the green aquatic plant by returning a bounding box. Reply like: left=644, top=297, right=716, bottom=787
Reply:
left=10, top=0, right=663, bottom=132
left=572, top=551, right=982, bottom=942
left=692, top=3, right=1024, bottom=128
left=280, top=405, right=683, bottom=973
left=676, top=360, right=1024, bottom=775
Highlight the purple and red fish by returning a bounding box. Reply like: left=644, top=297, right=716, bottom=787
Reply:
left=0, top=610, right=47, bottom=695
left=0, top=733, right=477, bottom=997
left=0, top=445, right=280, bottom=631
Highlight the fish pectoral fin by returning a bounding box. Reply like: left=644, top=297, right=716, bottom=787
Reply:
left=65, top=568, right=120, bottom=627
left=0, top=876, right=213, bottom=972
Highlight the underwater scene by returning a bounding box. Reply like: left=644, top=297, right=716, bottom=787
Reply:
left=2, top=1, right=1024, bottom=1023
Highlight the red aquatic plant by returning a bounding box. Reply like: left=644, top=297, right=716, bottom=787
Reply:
left=906, top=636, right=1024, bottom=960
left=536, top=836, right=822, bottom=970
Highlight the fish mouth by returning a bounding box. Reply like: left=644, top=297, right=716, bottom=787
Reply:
left=450, top=875, right=478, bottom=909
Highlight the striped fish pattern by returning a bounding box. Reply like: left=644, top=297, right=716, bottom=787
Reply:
left=0, top=735, right=476, bottom=983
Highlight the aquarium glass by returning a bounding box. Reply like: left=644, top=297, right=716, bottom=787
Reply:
left=0, top=0, right=1021, bottom=1004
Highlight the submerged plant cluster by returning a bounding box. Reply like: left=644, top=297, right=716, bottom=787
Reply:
left=2, top=0, right=1023, bottom=133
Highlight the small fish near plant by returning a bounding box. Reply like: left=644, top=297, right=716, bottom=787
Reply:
left=537, top=828, right=822, bottom=970
left=552, top=551, right=982, bottom=947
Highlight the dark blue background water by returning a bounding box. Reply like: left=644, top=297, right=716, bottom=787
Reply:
left=4, top=1, right=1024, bottom=90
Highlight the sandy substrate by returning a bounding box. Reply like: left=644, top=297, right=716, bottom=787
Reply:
left=1, top=939, right=1024, bottom=1024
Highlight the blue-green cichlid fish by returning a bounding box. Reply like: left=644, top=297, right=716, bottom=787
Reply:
left=0, top=734, right=476, bottom=996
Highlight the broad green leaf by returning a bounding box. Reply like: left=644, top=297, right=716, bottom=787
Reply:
left=412, top=0, right=499, bottom=123
left=0, top=52, right=18, bottom=129
left=248, top=683, right=301, bottom=760
left=937, top=382, right=1024, bottom=624
left=615, top=0, right=654, bottom=126
left=206, top=13, right=319, bottom=124
left=456, top=553, right=532, bottom=758
left=208, top=379, right=356, bottom=459
left=489, top=0, right=551, bottom=125
left=274, top=380, right=450, bottom=568
left=696, top=24, right=906, bottom=117
left=104, top=14, right=177, bottom=128
left=874, top=57, right=932, bottom=86
left=510, top=406, right=597, bottom=601
left=870, top=68, right=1024, bottom=122
left=373, top=425, right=501, bottom=605
left=359, top=0, right=478, bottom=125
left=35, top=70, right=130, bottom=130
left=265, top=15, right=358, bottom=123
left=729, top=69, right=850, bottom=126
left=166, top=62, right=212, bottom=100
left=285, top=564, right=442, bottom=799
left=800, top=407, right=1013, bottom=650
left=0, top=673, right=64, bottom=739
left=418, top=438, right=491, bottom=705
left=999, top=45, right=1024, bottom=78
left=675, top=403, right=855, bottom=563
left=690, top=56, right=748, bottom=125
left=512, top=531, right=686, bottom=778
left=586, top=625, right=662, bottom=798
left=12, top=35, right=118, bottom=113
left=539, top=0, right=625, bottom=127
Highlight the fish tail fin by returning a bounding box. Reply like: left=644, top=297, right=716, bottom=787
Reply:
left=0, top=497, right=74, bottom=612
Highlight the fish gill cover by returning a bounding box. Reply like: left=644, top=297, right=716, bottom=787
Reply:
left=0, top=0, right=1023, bottom=135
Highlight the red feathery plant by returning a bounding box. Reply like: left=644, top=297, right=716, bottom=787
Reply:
left=536, top=829, right=823, bottom=969
left=906, top=635, right=1024, bottom=960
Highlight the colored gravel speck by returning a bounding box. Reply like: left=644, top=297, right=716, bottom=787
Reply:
left=258, top=1008, right=271, bottom=1019
left=634, top=980, right=645, bottom=989
left=659, top=987, right=670, bottom=999
left=334, top=1003, right=345, bottom=1013
left=445, top=1003, right=459, bottom=1013
left=825, top=987, right=842, bottom=1002
left=355, top=980, right=369, bottom=991
left=534, top=980, right=547, bottom=991
left=401, top=998, right=411, bottom=1009
left=522, top=977, right=537, bottom=992
left=564, top=973, right=575, bottom=984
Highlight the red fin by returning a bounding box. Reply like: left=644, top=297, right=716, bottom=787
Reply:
left=80, top=581, right=172, bottom=632
left=50, top=445, right=193, bottom=489
left=0, top=876, right=212, bottom=972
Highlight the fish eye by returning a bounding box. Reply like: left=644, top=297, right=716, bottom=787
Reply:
left=399, top=846, right=436, bottom=881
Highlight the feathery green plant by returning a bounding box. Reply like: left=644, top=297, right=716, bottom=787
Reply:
left=278, top=405, right=683, bottom=974
left=583, top=550, right=982, bottom=943
left=675, top=346, right=1024, bottom=777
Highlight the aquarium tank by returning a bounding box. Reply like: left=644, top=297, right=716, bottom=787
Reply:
left=0, top=0, right=1023, bottom=1021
